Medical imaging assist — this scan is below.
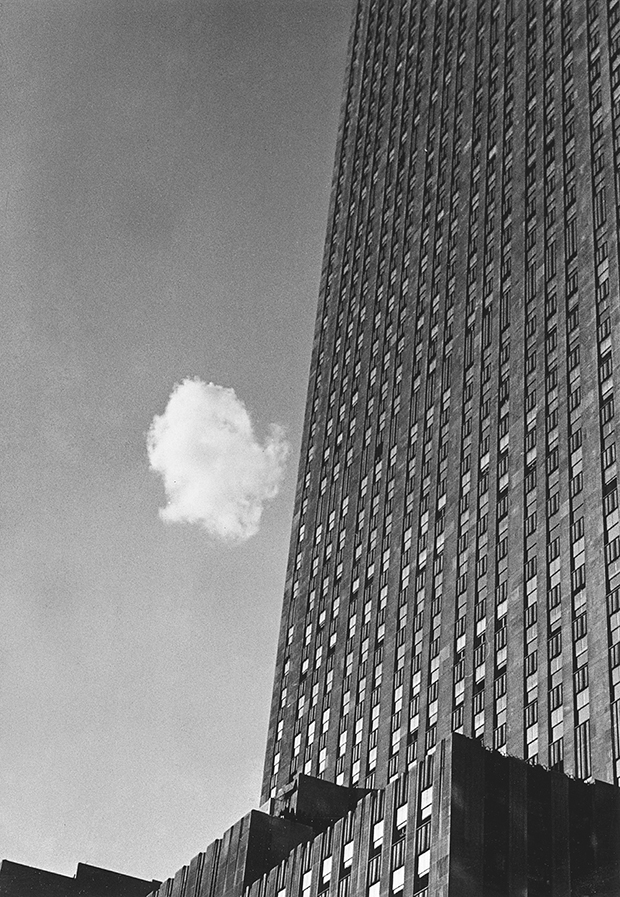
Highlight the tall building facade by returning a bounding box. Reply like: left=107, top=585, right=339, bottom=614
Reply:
left=262, top=0, right=620, bottom=801
left=149, top=1, right=620, bottom=894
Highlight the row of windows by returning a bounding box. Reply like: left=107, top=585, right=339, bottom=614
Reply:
left=588, top=0, right=620, bottom=781
left=273, top=0, right=433, bottom=790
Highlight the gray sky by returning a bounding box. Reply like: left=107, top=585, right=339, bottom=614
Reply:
left=0, top=0, right=354, bottom=881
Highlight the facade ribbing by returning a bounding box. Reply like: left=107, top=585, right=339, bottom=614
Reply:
left=261, top=0, right=620, bottom=804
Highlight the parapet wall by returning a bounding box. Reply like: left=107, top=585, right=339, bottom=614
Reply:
left=150, top=735, right=620, bottom=897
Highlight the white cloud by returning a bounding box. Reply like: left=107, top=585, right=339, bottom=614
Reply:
left=147, top=378, right=289, bottom=542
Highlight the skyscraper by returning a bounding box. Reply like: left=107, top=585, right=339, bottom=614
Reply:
left=262, top=0, right=620, bottom=799
left=150, top=0, right=620, bottom=893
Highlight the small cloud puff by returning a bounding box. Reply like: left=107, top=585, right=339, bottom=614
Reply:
left=147, top=378, right=289, bottom=542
